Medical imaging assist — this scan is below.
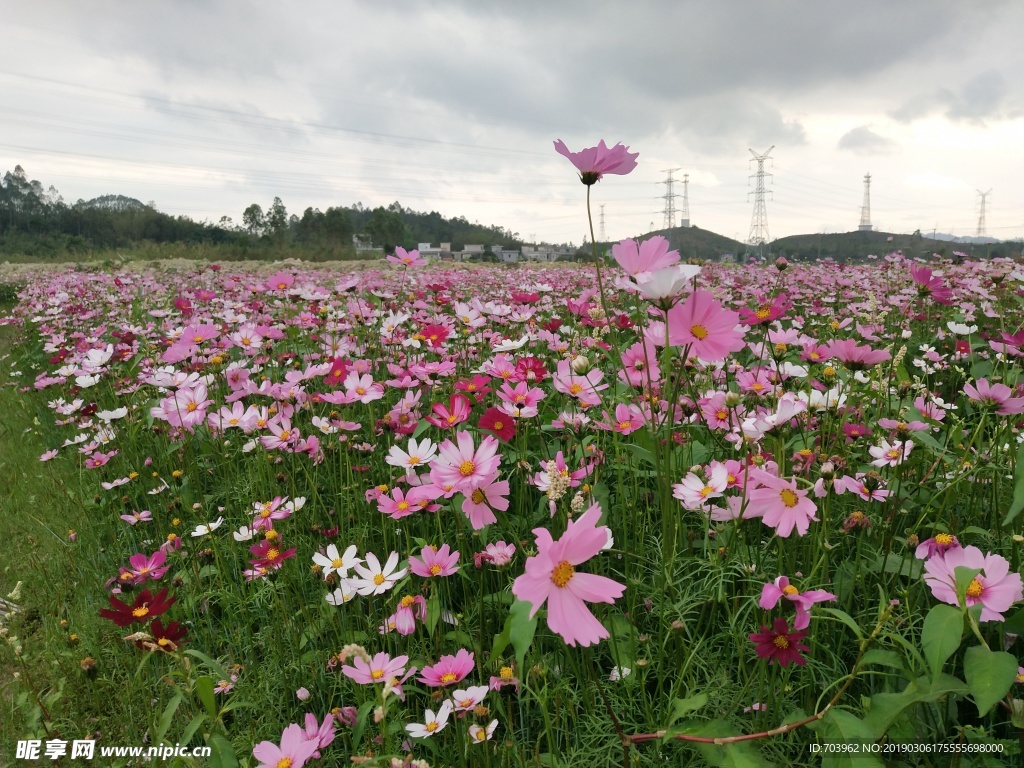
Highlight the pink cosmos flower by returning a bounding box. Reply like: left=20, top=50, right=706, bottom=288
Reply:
left=409, top=544, right=460, bottom=578
left=119, top=549, right=170, bottom=585
left=341, top=652, right=410, bottom=684
left=826, top=339, right=891, bottom=370
left=476, top=541, right=516, bottom=567
left=382, top=595, right=427, bottom=636
left=923, top=546, right=1023, bottom=621
left=419, top=648, right=475, bottom=687
left=744, top=468, right=819, bottom=538
left=300, top=713, right=336, bottom=759
left=386, top=246, right=425, bottom=267
left=619, top=341, right=661, bottom=388
left=511, top=503, right=626, bottom=647
left=425, top=393, right=473, bottom=429
left=758, top=576, right=836, bottom=630
left=611, top=236, right=679, bottom=279
left=963, top=379, right=1024, bottom=415
left=868, top=439, right=914, bottom=468
left=673, top=464, right=729, bottom=510
left=554, top=139, right=638, bottom=185
left=253, top=723, right=319, bottom=768
left=430, top=432, right=501, bottom=494
left=596, top=403, right=646, bottom=435
left=661, top=290, right=746, bottom=362
left=910, top=264, right=953, bottom=305
left=40, top=449, right=58, bottom=462
left=461, top=474, right=510, bottom=529
left=915, top=533, right=961, bottom=560
left=120, top=509, right=153, bottom=525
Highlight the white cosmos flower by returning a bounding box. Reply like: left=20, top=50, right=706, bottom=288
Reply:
left=385, top=438, right=438, bottom=472
left=191, top=517, right=224, bottom=537
left=491, top=335, right=530, bottom=352
left=325, top=581, right=357, bottom=605
left=405, top=700, right=452, bottom=739
left=232, top=525, right=255, bottom=542
left=468, top=719, right=498, bottom=743
left=633, top=264, right=701, bottom=303
left=946, top=321, right=978, bottom=335
left=350, top=551, right=406, bottom=596
left=96, top=407, right=129, bottom=422
left=75, top=374, right=100, bottom=388
left=312, top=543, right=362, bottom=578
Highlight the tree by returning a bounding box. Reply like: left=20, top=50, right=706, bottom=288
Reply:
left=266, top=197, right=288, bottom=241
left=364, top=206, right=408, bottom=254
left=242, top=204, right=265, bottom=236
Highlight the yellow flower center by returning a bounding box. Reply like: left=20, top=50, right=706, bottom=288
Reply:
left=473, top=729, right=486, bottom=741
left=618, top=420, right=633, bottom=430
left=373, top=574, right=386, bottom=585
left=500, top=666, right=514, bottom=680
left=935, top=533, right=953, bottom=546
left=430, top=564, right=443, bottom=575
left=773, top=635, right=789, bottom=649
left=397, top=501, right=411, bottom=511
left=716, top=409, right=728, bottom=420
left=278, top=430, right=290, bottom=441
left=266, top=548, right=280, bottom=561
left=157, top=637, right=171, bottom=647
left=823, top=366, right=835, bottom=377
left=756, top=306, right=771, bottom=320
left=186, top=402, right=198, bottom=412
left=371, top=669, right=385, bottom=680
left=783, top=585, right=799, bottom=596
left=690, top=324, right=709, bottom=340
left=700, top=486, right=715, bottom=498
left=440, top=672, right=458, bottom=684
left=331, top=557, right=343, bottom=569
left=551, top=560, right=575, bottom=588
left=569, top=383, right=583, bottom=394
left=400, top=595, right=416, bottom=608
left=459, top=460, right=476, bottom=477
left=132, top=605, right=149, bottom=618
left=779, top=489, right=799, bottom=508
left=276, top=758, right=293, bottom=768
left=966, top=579, right=984, bottom=598
left=426, top=721, right=439, bottom=733
left=460, top=698, right=474, bottom=708
left=407, top=456, right=421, bottom=465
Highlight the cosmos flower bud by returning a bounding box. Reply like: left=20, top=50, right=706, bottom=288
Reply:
left=724, top=391, right=742, bottom=408
left=570, top=354, right=590, bottom=374
left=774, top=257, right=789, bottom=271
left=819, top=461, right=835, bottom=479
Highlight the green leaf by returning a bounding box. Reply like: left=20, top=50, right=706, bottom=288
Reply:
left=820, top=608, right=865, bottom=640
left=195, top=675, right=217, bottom=718
left=426, top=593, right=441, bottom=636
left=184, top=650, right=234, bottom=682
left=858, top=649, right=904, bottom=670
left=179, top=714, right=207, bottom=747
left=964, top=645, right=1018, bottom=716
left=351, top=699, right=377, bottom=748
left=666, top=692, right=709, bottom=727
left=675, top=719, right=773, bottom=767
left=205, top=732, right=238, bottom=768
left=920, top=604, right=963, bottom=681
left=861, top=674, right=968, bottom=738
left=818, top=710, right=884, bottom=768
left=1004, top=441, right=1024, bottom=524
left=508, top=598, right=538, bottom=671
left=954, top=566, right=983, bottom=608
left=154, top=692, right=182, bottom=745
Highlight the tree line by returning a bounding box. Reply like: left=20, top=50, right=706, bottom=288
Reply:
left=0, top=166, right=524, bottom=259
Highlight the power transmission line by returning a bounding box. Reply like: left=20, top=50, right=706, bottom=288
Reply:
left=976, top=189, right=991, bottom=237
left=680, top=173, right=690, bottom=228
left=858, top=173, right=872, bottom=231
left=660, top=168, right=680, bottom=229
left=747, top=146, right=774, bottom=258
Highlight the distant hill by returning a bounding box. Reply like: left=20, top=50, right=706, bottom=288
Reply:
left=76, top=194, right=148, bottom=212
left=771, top=229, right=1021, bottom=262
left=624, top=224, right=746, bottom=261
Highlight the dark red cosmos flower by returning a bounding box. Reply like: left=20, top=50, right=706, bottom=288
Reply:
left=323, top=357, right=351, bottom=388
left=455, top=375, right=493, bottom=402
left=140, top=619, right=188, bottom=652
left=419, top=324, right=450, bottom=349
left=100, top=588, right=176, bottom=627
left=749, top=617, right=809, bottom=667
left=511, top=292, right=540, bottom=304
left=540, top=318, right=563, bottom=333
left=479, top=407, right=516, bottom=442
left=513, top=357, right=548, bottom=384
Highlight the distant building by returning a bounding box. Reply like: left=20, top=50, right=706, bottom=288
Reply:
left=417, top=242, right=452, bottom=260
left=521, top=244, right=573, bottom=262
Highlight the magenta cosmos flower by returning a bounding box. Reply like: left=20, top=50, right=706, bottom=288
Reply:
left=749, top=617, right=809, bottom=667
left=759, top=576, right=836, bottom=630
left=253, top=723, right=319, bottom=768
left=554, top=139, right=638, bottom=185
left=661, top=290, right=746, bottom=363
left=963, top=379, right=1024, bottom=415
left=511, top=503, right=625, bottom=647
left=923, top=545, right=1023, bottom=622
left=419, top=649, right=475, bottom=687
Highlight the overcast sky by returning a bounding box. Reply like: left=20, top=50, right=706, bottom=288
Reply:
left=2, top=1, right=1022, bottom=246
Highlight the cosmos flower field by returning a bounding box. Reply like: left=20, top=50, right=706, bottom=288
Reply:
left=2, top=150, right=1024, bottom=768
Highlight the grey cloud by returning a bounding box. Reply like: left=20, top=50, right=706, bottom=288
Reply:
left=838, top=126, right=896, bottom=154
left=891, top=70, right=1017, bottom=124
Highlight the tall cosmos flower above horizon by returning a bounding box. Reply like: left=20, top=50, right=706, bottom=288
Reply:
left=553, top=140, right=638, bottom=185
left=512, top=503, right=624, bottom=647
